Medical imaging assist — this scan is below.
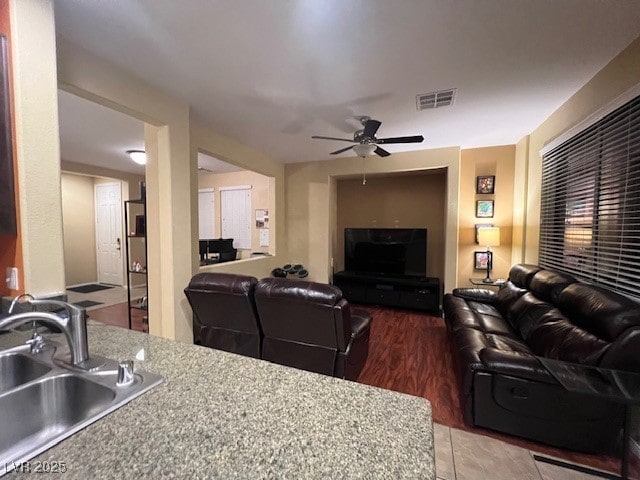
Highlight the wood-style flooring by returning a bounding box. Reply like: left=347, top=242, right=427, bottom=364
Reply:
left=355, top=305, right=621, bottom=474
left=87, top=302, right=148, bottom=333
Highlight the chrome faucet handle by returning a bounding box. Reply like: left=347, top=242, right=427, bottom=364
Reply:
left=25, top=331, right=46, bottom=354
left=116, top=360, right=135, bottom=387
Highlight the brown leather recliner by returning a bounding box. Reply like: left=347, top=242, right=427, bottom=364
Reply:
left=184, top=272, right=262, bottom=358
left=254, top=277, right=371, bottom=380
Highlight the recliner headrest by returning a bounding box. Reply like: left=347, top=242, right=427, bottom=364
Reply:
left=255, top=277, right=342, bottom=306
left=509, top=264, right=543, bottom=289
left=529, top=269, right=577, bottom=304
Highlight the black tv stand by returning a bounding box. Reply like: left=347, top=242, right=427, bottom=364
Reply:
left=332, top=271, right=441, bottom=313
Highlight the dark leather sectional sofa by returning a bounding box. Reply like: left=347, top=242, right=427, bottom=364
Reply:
left=443, top=264, right=640, bottom=452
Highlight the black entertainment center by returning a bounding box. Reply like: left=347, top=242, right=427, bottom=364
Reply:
left=333, top=227, right=441, bottom=313
left=333, top=271, right=441, bottom=312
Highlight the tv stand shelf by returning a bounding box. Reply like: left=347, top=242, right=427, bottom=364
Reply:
left=333, top=271, right=441, bottom=313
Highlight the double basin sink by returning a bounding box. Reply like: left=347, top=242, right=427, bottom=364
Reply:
left=0, top=342, right=163, bottom=476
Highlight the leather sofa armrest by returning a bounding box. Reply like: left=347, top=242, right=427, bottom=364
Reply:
left=479, top=348, right=557, bottom=385
left=350, top=309, right=372, bottom=338
left=452, top=288, right=497, bottom=304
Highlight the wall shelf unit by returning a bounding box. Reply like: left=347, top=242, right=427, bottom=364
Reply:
left=124, top=197, right=148, bottom=331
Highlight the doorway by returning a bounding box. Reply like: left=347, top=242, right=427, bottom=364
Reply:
left=95, top=182, right=123, bottom=285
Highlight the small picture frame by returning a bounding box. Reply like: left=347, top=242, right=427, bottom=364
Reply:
left=135, top=215, right=146, bottom=236
left=475, top=223, right=494, bottom=244
left=474, top=251, right=493, bottom=270
left=476, top=175, right=495, bottom=194
left=476, top=200, right=494, bottom=218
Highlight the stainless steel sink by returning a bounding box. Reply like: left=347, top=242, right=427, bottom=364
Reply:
left=0, top=347, right=163, bottom=476
left=0, top=352, right=51, bottom=391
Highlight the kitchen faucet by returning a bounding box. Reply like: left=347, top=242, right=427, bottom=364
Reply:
left=1, top=296, right=89, bottom=366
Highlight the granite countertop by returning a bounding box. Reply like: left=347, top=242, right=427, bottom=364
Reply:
left=5, top=323, right=435, bottom=479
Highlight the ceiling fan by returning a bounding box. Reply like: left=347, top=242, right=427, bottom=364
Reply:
left=311, top=116, right=424, bottom=157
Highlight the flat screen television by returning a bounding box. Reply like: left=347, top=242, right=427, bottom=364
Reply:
left=344, top=228, right=427, bottom=277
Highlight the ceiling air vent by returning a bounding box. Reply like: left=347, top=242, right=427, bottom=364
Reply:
left=416, top=89, right=456, bottom=111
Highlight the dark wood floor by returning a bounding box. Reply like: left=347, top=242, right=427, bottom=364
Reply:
left=87, top=302, right=148, bottom=333
left=89, top=301, right=620, bottom=473
left=355, top=305, right=621, bottom=474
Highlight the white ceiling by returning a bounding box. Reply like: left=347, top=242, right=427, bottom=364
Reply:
left=58, top=90, right=242, bottom=175
left=58, top=90, right=146, bottom=175
left=54, top=0, right=640, bottom=164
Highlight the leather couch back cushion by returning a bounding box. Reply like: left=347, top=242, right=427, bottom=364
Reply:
left=527, top=310, right=609, bottom=365
left=529, top=270, right=576, bottom=304
left=558, top=283, right=640, bottom=341
left=508, top=264, right=543, bottom=289
left=255, top=278, right=343, bottom=346
left=186, top=290, right=260, bottom=333
left=508, top=293, right=557, bottom=339
left=185, top=273, right=260, bottom=333
left=496, top=281, right=528, bottom=318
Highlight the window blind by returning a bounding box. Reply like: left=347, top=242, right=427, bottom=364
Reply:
left=540, top=94, right=640, bottom=299
left=221, top=187, right=252, bottom=250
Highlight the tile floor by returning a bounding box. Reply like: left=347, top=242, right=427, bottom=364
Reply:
left=66, top=284, right=146, bottom=311
left=434, top=423, right=615, bottom=480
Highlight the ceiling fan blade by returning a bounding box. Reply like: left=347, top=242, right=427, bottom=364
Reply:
left=375, top=146, right=391, bottom=157
left=363, top=119, right=381, bottom=138
left=377, top=135, right=424, bottom=144
left=312, top=135, right=356, bottom=143
left=331, top=145, right=355, bottom=155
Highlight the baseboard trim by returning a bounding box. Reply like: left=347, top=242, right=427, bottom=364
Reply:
left=533, top=454, right=619, bottom=479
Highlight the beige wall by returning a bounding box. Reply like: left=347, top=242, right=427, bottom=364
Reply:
left=198, top=169, right=271, bottom=258
left=10, top=0, right=64, bottom=297
left=518, top=36, right=640, bottom=264
left=61, top=173, right=96, bottom=286
left=336, top=171, right=446, bottom=280
left=285, top=147, right=460, bottom=292
left=458, top=146, right=515, bottom=286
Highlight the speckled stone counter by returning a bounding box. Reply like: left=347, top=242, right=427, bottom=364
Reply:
left=5, top=323, right=435, bottom=479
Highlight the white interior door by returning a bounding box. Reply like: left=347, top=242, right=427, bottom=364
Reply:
left=95, top=183, right=123, bottom=285
left=198, top=189, right=215, bottom=239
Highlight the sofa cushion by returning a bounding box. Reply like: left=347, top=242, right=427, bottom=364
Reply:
left=557, top=283, right=640, bottom=341
left=508, top=264, right=543, bottom=289
left=529, top=270, right=577, bottom=304
left=452, top=288, right=497, bottom=304
left=527, top=309, right=610, bottom=365
left=507, top=292, right=557, bottom=339
left=495, top=281, right=528, bottom=318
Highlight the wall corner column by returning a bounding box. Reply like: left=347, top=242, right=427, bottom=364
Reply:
left=10, top=0, right=65, bottom=296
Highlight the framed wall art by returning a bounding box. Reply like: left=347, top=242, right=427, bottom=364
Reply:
left=474, top=251, right=493, bottom=270
left=476, top=175, right=495, bottom=194
left=476, top=200, right=494, bottom=218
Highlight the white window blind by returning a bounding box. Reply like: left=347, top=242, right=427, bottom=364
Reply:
left=221, top=186, right=251, bottom=250
left=540, top=94, right=640, bottom=299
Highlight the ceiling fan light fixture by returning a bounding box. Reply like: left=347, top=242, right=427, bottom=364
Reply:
left=353, top=144, right=376, bottom=158
left=126, top=149, right=147, bottom=165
